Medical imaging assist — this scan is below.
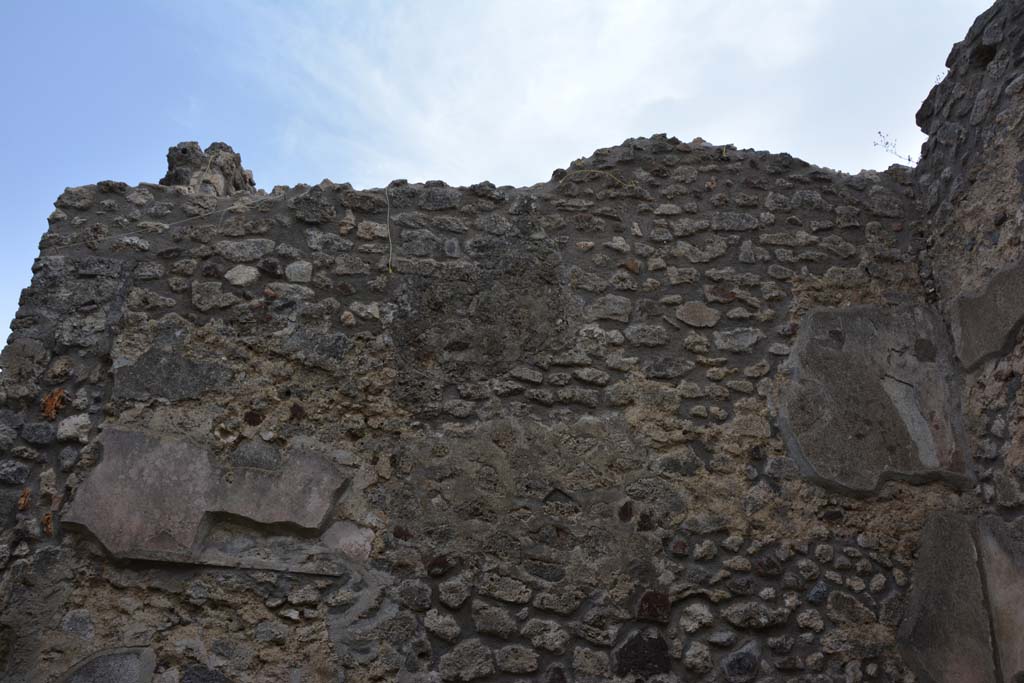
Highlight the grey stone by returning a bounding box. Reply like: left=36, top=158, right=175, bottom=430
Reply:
left=675, top=237, right=729, bottom=263
left=585, top=294, right=631, bottom=323
left=395, top=579, right=432, bottom=611
left=290, top=186, right=336, bottom=224
left=224, top=264, right=259, bottom=286
left=57, top=414, right=91, bottom=443
left=471, top=600, right=517, bottom=638
left=676, top=301, right=721, bottom=327
left=722, top=602, right=787, bottom=630
left=56, top=186, right=94, bottom=210
left=613, top=628, right=670, bottom=677
left=712, top=212, right=759, bottom=231
left=0, top=423, right=15, bottom=451
left=214, top=239, right=275, bottom=262
left=826, top=591, right=875, bottom=625
left=334, top=254, right=370, bottom=275
left=285, top=260, right=313, bottom=283
left=708, top=630, right=737, bottom=647
left=521, top=619, right=570, bottom=654
left=21, top=422, right=56, bottom=445
left=112, top=339, right=231, bottom=403
left=721, top=641, right=760, bottom=683
left=160, top=141, right=254, bottom=196
left=401, top=229, right=444, bottom=257
left=254, top=620, right=288, bottom=644
left=59, top=446, right=81, bottom=472
left=623, top=324, right=669, bottom=347
left=684, top=640, right=713, bottom=673
left=420, top=186, right=461, bottom=211
left=495, top=645, right=539, bottom=673
left=305, top=229, right=351, bottom=254
left=439, top=639, right=493, bottom=681
left=572, top=646, right=609, bottom=676
left=951, top=259, right=1024, bottom=369
left=777, top=305, right=968, bottom=494
left=0, top=460, right=29, bottom=485
left=229, top=439, right=282, bottom=470
left=679, top=602, right=714, bottom=633
left=978, top=515, right=1024, bottom=682
left=60, top=647, right=155, bottom=683
left=425, top=609, right=461, bottom=642
left=356, top=221, right=389, bottom=240
left=713, top=327, right=764, bottom=353
left=898, top=513, right=996, bottom=683
left=439, top=575, right=471, bottom=609
left=60, top=609, right=94, bottom=640
left=127, top=287, right=175, bottom=310
left=266, top=282, right=316, bottom=300
left=63, top=427, right=348, bottom=573
left=0, top=337, right=51, bottom=399
left=476, top=573, right=532, bottom=604
left=192, top=282, right=240, bottom=311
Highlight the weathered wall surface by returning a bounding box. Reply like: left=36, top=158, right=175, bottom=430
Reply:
left=0, top=2, right=1022, bottom=681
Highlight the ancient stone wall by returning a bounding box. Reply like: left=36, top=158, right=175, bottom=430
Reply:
left=0, top=2, right=1022, bottom=681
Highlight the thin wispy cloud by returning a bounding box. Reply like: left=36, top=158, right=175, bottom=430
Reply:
left=223, top=0, right=829, bottom=188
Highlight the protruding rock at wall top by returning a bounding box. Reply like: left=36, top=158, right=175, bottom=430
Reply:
left=159, top=141, right=255, bottom=197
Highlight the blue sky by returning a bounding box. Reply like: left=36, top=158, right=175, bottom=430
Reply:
left=0, top=0, right=991, bottom=337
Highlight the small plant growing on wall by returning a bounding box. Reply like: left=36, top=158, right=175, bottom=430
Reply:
left=874, top=131, right=919, bottom=165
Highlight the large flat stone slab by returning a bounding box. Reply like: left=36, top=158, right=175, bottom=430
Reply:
left=950, top=259, right=1024, bottom=369
left=777, top=304, right=967, bottom=494
left=63, top=427, right=352, bottom=574
left=60, top=648, right=155, bottom=683
left=898, top=513, right=996, bottom=683
left=978, top=516, right=1024, bottom=682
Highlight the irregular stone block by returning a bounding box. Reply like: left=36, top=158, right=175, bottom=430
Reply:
left=676, top=301, right=720, bottom=328
left=721, top=641, right=760, bottom=683
left=213, top=239, right=275, bottom=263
left=978, top=515, right=1024, bottom=681
left=112, top=333, right=232, bottom=403
left=713, top=327, right=764, bottom=353
left=224, top=264, right=259, bottom=286
left=898, top=513, right=996, bottom=683
left=290, top=186, right=337, bottom=224
left=63, top=427, right=351, bottom=574
left=160, top=141, right=254, bottom=196
left=114, top=347, right=231, bottom=402
left=439, top=639, right=494, bottom=681
left=777, top=305, right=967, bottom=494
left=0, top=460, right=29, bottom=485
left=585, top=294, right=631, bottom=322
left=60, top=647, right=155, bottom=683
left=950, top=259, right=1024, bottom=369
left=613, top=628, right=670, bottom=677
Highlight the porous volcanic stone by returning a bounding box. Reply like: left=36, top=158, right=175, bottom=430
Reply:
left=777, top=304, right=967, bottom=494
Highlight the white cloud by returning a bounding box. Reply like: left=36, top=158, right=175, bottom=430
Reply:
left=225, top=0, right=829, bottom=188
